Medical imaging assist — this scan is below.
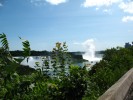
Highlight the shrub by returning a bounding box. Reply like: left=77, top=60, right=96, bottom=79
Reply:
left=84, top=47, right=133, bottom=100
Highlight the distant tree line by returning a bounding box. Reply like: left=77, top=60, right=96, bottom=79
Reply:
left=10, top=50, right=85, bottom=62
left=10, top=50, right=51, bottom=56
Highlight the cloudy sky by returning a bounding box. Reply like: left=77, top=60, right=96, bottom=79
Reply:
left=0, top=0, right=133, bottom=51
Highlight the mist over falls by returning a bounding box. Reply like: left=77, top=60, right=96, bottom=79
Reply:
left=83, top=39, right=101, bottom=62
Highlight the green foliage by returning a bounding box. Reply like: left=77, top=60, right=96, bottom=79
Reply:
left=0, top=33, right=9, bottom=51
left=0, top=33, right=12, bottom=63
left=0, top=33, right=19, bottom=89
left=31, top=42, right=87, bottom=100
left=2, top=33, right=133, bottom=100
left=19, top=37, right=31, bottom=58
left=0, top=34, right=87, bottom=100
left=51, top=42, right=72, bottom=75
left=84, top=47, right=133, bottom=100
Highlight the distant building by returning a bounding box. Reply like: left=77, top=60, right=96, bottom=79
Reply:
left=125, top=42, right=132, bottom=48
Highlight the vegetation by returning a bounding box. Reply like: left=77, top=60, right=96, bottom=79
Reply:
left=83, top=47, right=133, bottom=100
left=0, top=33, right=87, bottom=100
left=1, top=33, right=133, bottom=100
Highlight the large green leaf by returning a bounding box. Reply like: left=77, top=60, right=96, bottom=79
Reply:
left=0, top=33, right=9, bottom=51
left=19, top=37, right=31, bottom=62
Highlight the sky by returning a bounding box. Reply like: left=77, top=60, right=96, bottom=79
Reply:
left=0, top=0, right=133, bottom=51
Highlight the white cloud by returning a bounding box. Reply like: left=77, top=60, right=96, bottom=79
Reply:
left=0, top=3, right=3, bottom=6
left=96, top=7, right=99, bottom=10
left=119, top=1, right=133, bottom=14
left=30, top=0, right=67, bottom=6
left=45, top=0, right=67, bottom=5
left=30, top=0, right=46, bottom=6
left=103, top=9, right=112, bottom=14
left=30, top=0, right=45, bottom=3
left=122, top=16, right=133, bottom=22
left=82, top=0, right=122, bottom=8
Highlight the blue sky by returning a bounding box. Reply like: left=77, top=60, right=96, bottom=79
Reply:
left=0, top=0, right=133, bottom=51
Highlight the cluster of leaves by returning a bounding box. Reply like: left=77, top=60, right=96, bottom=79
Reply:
left=0, top=33, right=87, bottom=100
left=32, top=42, right=87, bottom=100
left=83, top=47, right=133, bottom=100
left=51, top=42, right=72, bottom=75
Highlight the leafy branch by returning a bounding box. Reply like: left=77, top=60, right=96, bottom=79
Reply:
left=19, top=37, right=31, bottom=63
left=0, top=33, right=12, bottom=60
left=0, top=33, right=9, bottom=51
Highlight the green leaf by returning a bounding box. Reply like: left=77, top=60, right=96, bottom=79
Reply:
left=0, top=33, right=9, bottom=51
left=19, top=37, right=31, bottom=58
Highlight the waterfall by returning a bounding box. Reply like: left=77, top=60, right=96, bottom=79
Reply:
left=82, top=39, right=101, bottom=62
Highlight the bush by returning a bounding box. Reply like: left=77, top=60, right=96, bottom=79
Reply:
left=84, top=47, right=133, bottom=100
